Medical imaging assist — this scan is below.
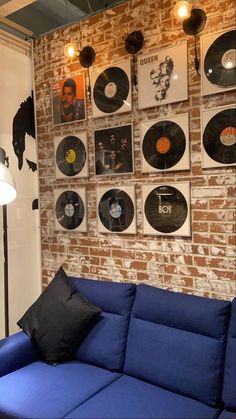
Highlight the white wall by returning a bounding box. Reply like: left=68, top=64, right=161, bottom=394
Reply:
left=0, top=31, right=41, bottom=338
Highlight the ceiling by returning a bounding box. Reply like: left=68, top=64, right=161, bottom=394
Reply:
left=0, top=0, right=127, bottom=39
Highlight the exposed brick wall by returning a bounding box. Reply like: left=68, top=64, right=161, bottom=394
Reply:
left=34, top=0, right=236, bottom=300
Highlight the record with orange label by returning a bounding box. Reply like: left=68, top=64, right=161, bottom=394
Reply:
left=142, top=120, right=186, bottom=170
left=54, top=132, right=88, bottom=178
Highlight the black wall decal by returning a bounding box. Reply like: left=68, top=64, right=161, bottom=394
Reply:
left=12, top=93, right=35, bottom=170
left=26, top=159, right=37, bottom=172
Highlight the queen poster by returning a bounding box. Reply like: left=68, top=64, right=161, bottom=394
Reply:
left=137, top=42, right=188, bottom=110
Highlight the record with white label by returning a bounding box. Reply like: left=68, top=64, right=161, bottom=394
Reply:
left=97, top=185, right=136, bottom=234
left=142, top=182, right=191, bottom=236
left=141, top=113, right=190, bottom=172
left=201, top=28, right=236, bottom=95
left=201, top=105, right=236, bottom=168
left=54, top=132, right=88, bottom=178
left=54, top=188, right=87, bottom=232
left=91, top=60, right=132, bottom=118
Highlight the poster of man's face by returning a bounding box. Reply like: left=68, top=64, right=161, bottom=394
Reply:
left=51, top=74, right=86, bottom=125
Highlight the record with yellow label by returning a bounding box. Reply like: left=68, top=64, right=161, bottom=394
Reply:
left=54, top=132, right=88, bottom=178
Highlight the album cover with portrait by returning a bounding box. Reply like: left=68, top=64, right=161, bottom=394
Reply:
left=142, top=182, right=191, bottom=237
left=94, top=124, right=133, bottom=176
left=54, top=131, right=88, bottom=179
left=201, top=104, right=236, bottom=168
left=97, top=185, right=136, bottom=234
left=51, top=74, right=86, bottom=125
left=54, top=187, right=87, bottom=232
left=90, top=60, right=132, bottom=118
left=201, top=27, right=236, bottom=96
left=137, top=42, right=188, bottom=109
left=141, top=113, right=189, bottom=173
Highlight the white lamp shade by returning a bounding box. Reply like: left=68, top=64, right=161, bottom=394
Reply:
left=0, top=162, right=17, bottom=205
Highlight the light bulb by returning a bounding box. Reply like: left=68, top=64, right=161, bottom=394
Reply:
left=173, top=1, right=192, bottom=21
left=64, top=42, right=78, bottom=58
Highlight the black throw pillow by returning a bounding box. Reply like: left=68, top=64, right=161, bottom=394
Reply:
left=17, top=267, right=102, bottom=364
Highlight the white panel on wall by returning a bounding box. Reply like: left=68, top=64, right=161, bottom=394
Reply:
left=0, top=33, right=41, bottom=338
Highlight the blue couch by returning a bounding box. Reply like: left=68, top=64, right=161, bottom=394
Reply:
left=0, top=278, right=235, bottom=419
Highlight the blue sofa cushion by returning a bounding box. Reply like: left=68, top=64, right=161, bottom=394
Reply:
left=71, top=277, right=136, bottom=371
left=218, top=410, right=236, bottom=419
left=0, top=361, right=120, bottom=419
left=64, top=375, right=219, bottom=419
left=222, top=298, right=236, bottom=411
left=124, top=284, right=231, bottom=407
left=17, top=267, right=101, bottom=364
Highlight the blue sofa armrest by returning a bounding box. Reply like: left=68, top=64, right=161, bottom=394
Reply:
left=0, top=331, right=40, bottom=377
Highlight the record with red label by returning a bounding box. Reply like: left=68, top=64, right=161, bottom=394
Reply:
left=202, top=105, right=236, bottom=168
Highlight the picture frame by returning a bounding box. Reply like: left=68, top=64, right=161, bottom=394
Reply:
left=141, top=113, right=190, bottom=173
left=137, top=42, right=188, bottom=110
left=54, top=187, right=87, bottom=232
left=51, top=74, right=86, bottom=126
left=97, top=184, right=136, bottom=234
left=90, top=59, right=132, bottom=118
left=201, top=27, right=236, bottom=96
left=142, top=182, right=191, bottom=237
left=54, top=131, right=88, bottom=179
left=201, top=104, right=236, bottom=168
left=94, top=124, right=134, bottom=176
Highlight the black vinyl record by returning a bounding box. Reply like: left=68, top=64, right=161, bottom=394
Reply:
left=98, top=188, right=134, bottom=232
left=93, top=66, right=129, bottom=113
left=55, top=190, right=84, bottom=230
left=145, top=185, right=188, bottom=233
left=204, top=30, right=236, bottom=88
left=56, top=135, right=86, bottom=176
left=203, top=108, right=236, bottom=165
left=142, top=120, right=186, bottom=170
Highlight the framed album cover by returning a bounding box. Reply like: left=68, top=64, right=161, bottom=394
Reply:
left=54, top=187, right=87, bottom=232
left=51, top=74, right=86, bottom=125
left=141, top=113, right=190, bottom=173
left=94, top=124, right=134, bottom=176
left=201, top=28, right=236, bottom=96
left=97, top=185, right=136, bottom=234
left=90, top=59, right=132, bottom=118
left=201, top=104, right=236, bottom=168
left=54, top=131, right=88, bottom=179
left=142, top=182, right=191, bottom=237
left=137, top=42, right=188, bottom=109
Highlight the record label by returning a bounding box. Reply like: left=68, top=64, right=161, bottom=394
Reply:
left=56, top=135, right=86, bottom=176
left=142, top=120, right=186, bottom=170
left=204, top=29, right=236, bottom=88
left=203, top=108, right=236, bottom=165
left=55, top=190, right=84, bottom=230
left=98, top=188, right=134, bottom=232
left=144, top=185, right=188, bottom=234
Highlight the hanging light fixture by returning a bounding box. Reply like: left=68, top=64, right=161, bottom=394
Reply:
left=173, top=1, right=192, bottom=21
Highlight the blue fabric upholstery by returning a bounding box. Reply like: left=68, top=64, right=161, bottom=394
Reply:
left=0, top=360, right=120, bottom=419
left=218, top=410, right=236, bottom=419
left=222, top=298, right=236, bottom=411
left=0, top=332, right=39, bottom=378
left=124, top=284, right=231, bottom=407
left=64, top=375, right=219, bottom=419
left=71, top=277, right=136, bottom=371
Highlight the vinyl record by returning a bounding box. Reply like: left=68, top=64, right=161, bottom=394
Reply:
left=98, top=188, right=134, bottom=232
left=203, top=108, right=236, bottom=164
left=93, top=66, right=129, bottom=113
left=142, top=120, right=186, bottom=170
left=204, top=29, right=236, bottom=88
left=145, top=185, right=188, bottom=233
left=56, top=135, right=86, bottom=176
left=55, top=190, right=84, bottom=230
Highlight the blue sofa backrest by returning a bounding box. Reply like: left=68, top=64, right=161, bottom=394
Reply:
left=70, top=277, right=136, bottom=372
left=222, top=297, right=236, bottom=411
left=124, top=284, right=231, bottom=407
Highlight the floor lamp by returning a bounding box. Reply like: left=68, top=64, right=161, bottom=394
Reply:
left=0, top=147, right=17, bottom=337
